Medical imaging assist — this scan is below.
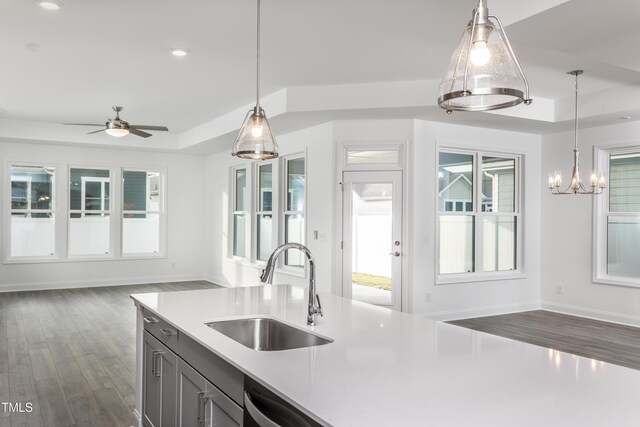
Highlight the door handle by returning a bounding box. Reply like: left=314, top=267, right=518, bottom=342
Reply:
left=159, top=328, right=177, bottom=337
left=389, top=251, right=401, bottom=257
left=143, top=317, right=159, bottom=324
left=197, top=391, right=206, bottom=427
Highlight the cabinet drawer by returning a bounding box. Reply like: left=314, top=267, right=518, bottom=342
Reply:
left=179, top=333, right=244, bottom=406
left=142, top=307, right=179, bottom=353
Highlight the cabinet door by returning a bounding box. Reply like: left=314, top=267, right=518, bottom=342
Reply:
left=143, top=331, right=177, bottom=427
left=178, top=360, right=242, bottom=427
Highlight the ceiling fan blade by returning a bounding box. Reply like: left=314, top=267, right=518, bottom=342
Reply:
left=87, top=129, right=105, bottom=135
left=129, top=128, right=152, bottom=138
left=64, top=123, right=105, bottom=126
left=130, top=125, right=169, bottom=131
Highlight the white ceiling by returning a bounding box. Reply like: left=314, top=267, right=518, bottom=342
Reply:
left=0, top=0, right=639, bottom=151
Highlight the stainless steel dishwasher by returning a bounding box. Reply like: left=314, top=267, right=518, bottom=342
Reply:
left=243, top=376, right=323, bottom=427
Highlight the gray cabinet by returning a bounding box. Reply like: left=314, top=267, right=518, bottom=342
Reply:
left=143, top=330, right=177, bottom=427
left=177, top=360, right=242, bottom=427
left=141, top=308, right=243, bottom=427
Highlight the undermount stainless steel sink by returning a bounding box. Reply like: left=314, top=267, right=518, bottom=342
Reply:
left=205, top=317, right=333, bottom=351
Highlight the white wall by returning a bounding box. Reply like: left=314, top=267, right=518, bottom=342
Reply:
left=412, top=120, right=542, bottom=319
left=205, top=122, right=335, bottom=293
left=541, top=120, right=640, bottom=325
left=0, top=141, right=207, bottom=291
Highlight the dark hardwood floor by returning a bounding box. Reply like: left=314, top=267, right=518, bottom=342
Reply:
left=0, top=281, right=221, bottom=427
left=449, top=310, right=640, bottom=371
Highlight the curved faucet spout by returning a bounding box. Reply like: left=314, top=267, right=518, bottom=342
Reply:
left=260, top=243, right=323, bottom=326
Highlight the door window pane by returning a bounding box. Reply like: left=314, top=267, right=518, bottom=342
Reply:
left=69, top=168, right=111, bottom=256
left=439, top=153, right=473, bottom=212
left=123, top=170, right=162, bottom=255
left=258, top=164, right=272, bottom=212
left=483, top=216, right=516, bottom=272
left=350, top=182, right=393, bottom=306
left=607, top=216, right=640, bottom=277
left=9, top=165, right=56, bottom=257
left=482, top=156, right=515, bottom=213
left=439, top=216, right=474, bottom=274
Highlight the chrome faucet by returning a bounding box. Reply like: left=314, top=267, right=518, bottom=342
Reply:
left=260, top=243, right=323, bottom=326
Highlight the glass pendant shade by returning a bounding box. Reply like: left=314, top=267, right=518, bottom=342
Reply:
left=232, top=106, right=278, bottom=160
left=438, top=0, right=532, bottom=112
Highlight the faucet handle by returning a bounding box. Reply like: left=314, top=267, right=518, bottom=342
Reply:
left=315, top=294, right=323, bottom=316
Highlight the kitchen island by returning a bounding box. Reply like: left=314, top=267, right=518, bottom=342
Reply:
left=131, top=285, right=640, bottom=426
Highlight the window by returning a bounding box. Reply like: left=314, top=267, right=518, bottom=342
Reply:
left=256, top=163, right=274, bottom=261
left=232, top=167, right=248, bottom=258
left=594, top=148, right=640, bottom=286
left=69, top=168, right=111, bottom=256
left=283, top=157, right=306, bottom=268
left=122, top=170, right=164, bottom=255
left=9, top=164, right=56, bottom=258
left=437, top=150, right=520, bottom=281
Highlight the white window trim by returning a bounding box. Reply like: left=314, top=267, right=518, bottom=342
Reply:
left=121, top=168, right=167, bottom=259
left=278, top=152, right=307, bottom=276
left=593, top=145, right=640, bottom=288
left=5, top=161, right=59, bottom=263
left=67, top=165, right=116, bottom=261
left=254, top=160, right=278, bottom=264
left=435, top=148, right=524, bottom=285
left=230, top=165, right=251, bottom=262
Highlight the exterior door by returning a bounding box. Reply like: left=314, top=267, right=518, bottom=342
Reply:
left=342, top=171, right=403, bottom=310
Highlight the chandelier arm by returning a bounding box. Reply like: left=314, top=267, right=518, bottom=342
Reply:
left=573, top=72, right=579, bottom=152
left=489, top=15, right=530, bottom=101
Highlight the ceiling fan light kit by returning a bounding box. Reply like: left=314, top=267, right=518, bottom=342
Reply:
left=231, top=0, right=279, bottom=160
left=36, top=0, right=63, bottom=10
left=64, top=106, right=169, bottom=139
left=438, top=0, right=532, bottom=113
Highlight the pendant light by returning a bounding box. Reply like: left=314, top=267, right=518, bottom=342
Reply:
left=548, top=70, right=605, bottom=195
left=231, top=0, right=279, bottom=160
left=438, top=0, right=532, bottom=113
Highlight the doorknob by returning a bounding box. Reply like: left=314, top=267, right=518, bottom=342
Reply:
left=389, top=251, right=400, bottom=257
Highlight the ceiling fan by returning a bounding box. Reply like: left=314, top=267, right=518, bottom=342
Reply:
left=64, top=106, right=169, bottom=138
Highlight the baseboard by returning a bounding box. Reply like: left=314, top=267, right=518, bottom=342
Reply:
left=418, top=301, right=541, bottom=322
left=541, top=301, right=640, bottom=328
left=132, top=408, right=142, bottom=427
left=0, top=274, right=210, bottom=293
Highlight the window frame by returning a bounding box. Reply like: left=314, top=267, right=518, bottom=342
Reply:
left=231, top=165, right=250, bottom=261
left=121, top=168, right=167, bottom=258
left=5, top=162, right=58, bottom=262
left=67, top=165, right=115, bottom=260
left=436, top=148, right=524, bottom=285
left=279, top=153, right=307, bottom=273
left=254, top=160, right=277, bottom=263
left=593, top=145, right=640, bottom=287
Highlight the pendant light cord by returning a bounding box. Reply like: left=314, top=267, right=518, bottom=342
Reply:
left=256, top=0, right=261, bottom=108
left=573, top=72, right=579, bottom=151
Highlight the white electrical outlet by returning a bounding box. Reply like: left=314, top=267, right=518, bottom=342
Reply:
left=556, top=285, right=563, bottom=295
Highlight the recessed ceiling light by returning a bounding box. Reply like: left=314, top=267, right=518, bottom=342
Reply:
left=36, top=0, right=63, bottom=10
left=170, top=48, right=190, bottom=57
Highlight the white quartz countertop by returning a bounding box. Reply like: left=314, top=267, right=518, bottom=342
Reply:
left=131, top=285, right=640, bottom=427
